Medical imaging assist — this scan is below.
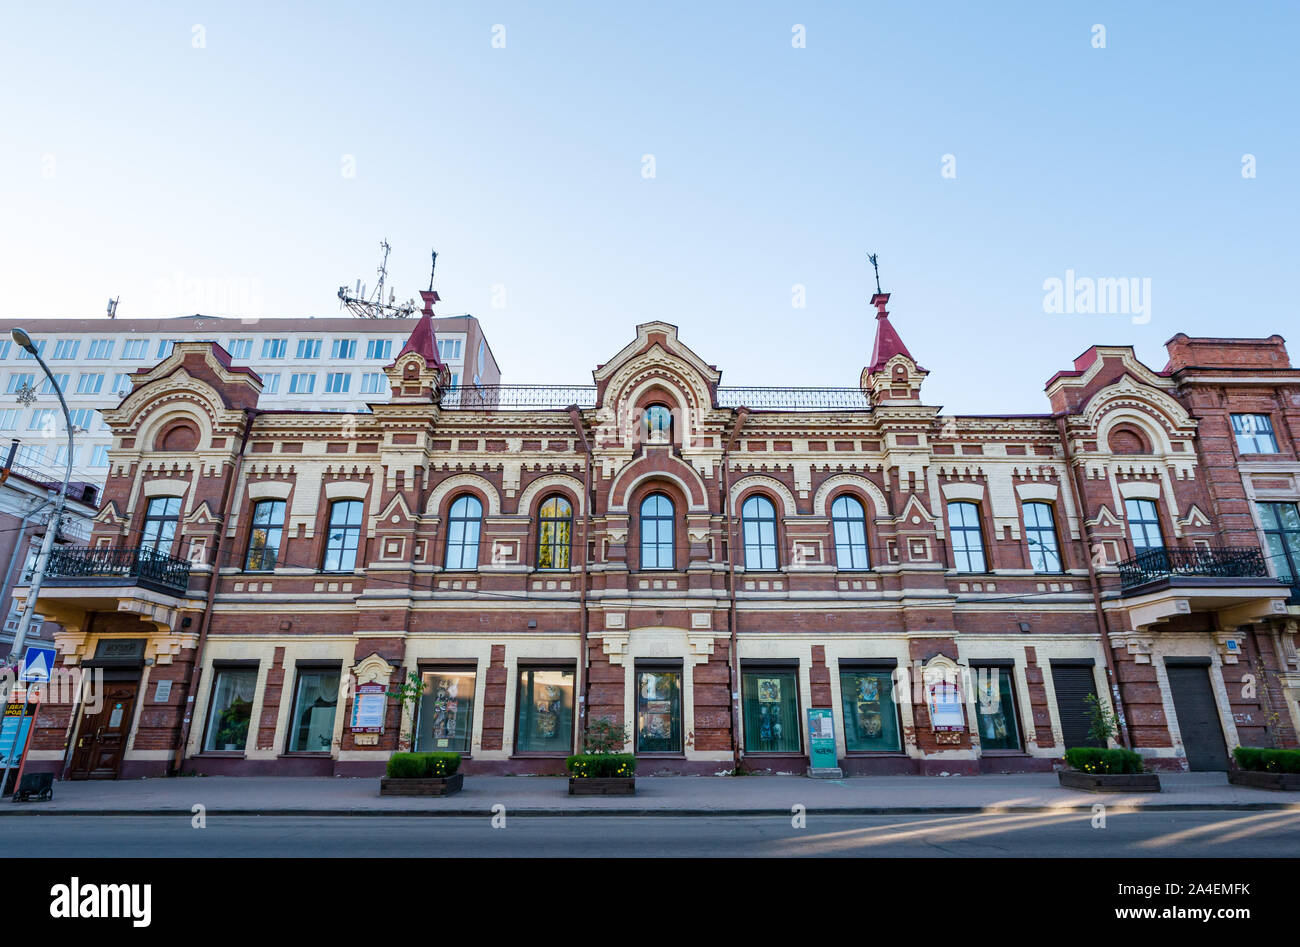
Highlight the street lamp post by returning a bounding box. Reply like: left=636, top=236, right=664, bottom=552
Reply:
left=7, top=327, right=74, bottom=661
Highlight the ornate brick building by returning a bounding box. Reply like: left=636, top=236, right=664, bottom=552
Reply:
left=16, top=289, right=1300, bottom=779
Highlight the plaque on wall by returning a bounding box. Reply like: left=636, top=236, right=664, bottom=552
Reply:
left=350, top=683, right=386, bottom=733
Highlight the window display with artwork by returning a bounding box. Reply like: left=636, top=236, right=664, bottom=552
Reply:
left=415, top=669, right=477, bottom=753
left=839, top=668, right=902, bottom=752
left=741, top=669, right=800, bottom=753
left=635, top=669, right=681, bottom=753
left=514, top=666, right=575, bottom=753
left=973, top=665, right=1021, bottom=751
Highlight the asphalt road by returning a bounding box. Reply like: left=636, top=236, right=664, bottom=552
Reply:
left=7, top=809, right=1300, bottom=856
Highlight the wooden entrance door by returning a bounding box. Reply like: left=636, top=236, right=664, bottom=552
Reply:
left=68, top=682, right=139, bottom=780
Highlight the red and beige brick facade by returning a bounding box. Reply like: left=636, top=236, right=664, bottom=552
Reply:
left=17, top=290, right=1300, bottom=779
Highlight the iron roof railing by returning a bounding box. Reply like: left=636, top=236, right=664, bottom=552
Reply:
left=440, top=385, right=872, bottom=412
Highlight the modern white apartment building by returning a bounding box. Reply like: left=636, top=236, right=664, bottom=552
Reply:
left=0, top=314, right=501, bottom=490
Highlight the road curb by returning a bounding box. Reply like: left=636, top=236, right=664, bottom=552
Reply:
left=3, top=802, right=1300, bottom=817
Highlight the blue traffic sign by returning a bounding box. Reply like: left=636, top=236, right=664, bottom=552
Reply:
left=19, top=646, right=57, bottom=683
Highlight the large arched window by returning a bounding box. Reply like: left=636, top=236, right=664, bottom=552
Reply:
left=639, top=493, right=675, bottom=570
left=947, top=501, right=987, bottom=573
left=741, top=495, right=779, bottom=570
left=445, top=494, right=483, bottom=570
left=1023, top=501, right=1062, bottom=573
left=643, top=404, right=672, bottom=444
left=141, top=496, right=182, bottom=554
left=831, top=494, right=870, bottom=570
left=536, top=495, right=573, bottom=569
left=322, top=500, right=363, bottom=572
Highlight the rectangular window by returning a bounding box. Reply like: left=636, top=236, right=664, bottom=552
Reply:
left=947, top=501, right=987, bottom=572
left=1023, top=502, right=1062, bottom=573
left=437, top=338, right=463, bottom=361
left=53, top=445, right=81, bottom=468
left=262, top=338, right=287, bottom=359
left=245, top=499, right=286, bottom=571
left=366, top=339, right=392, bottom=360
left=29, top=409, right=55, bottom=431
left=87, top=339, right=113, bottom=359
left=296, top=338, right=322, bottom=359
left=840, top=667, right=902, bottom=752
left=141, top=496, right=182, bottom=553
left=121, top=338, right=148, bottom=359
left=16, top=445, right=45, bottom=466
left=261, top=373, right=280, bottom=394
left=202, top=668, right=257, bottom=752
left=514, top=667, right=575, bottom=754
left=448, top=372, right=460, bottom=389
left=17, top=340, right=46, bottom=359
left=416, top=669, right=477, bottom=752
left=1231, top=413, right=1280, bottom=454
left=156, top=339, right=177, bottom=359
left=0, top=340, right=10, bottom=359
left=1125, top=498, right=1164, bottom=550
left=741, top=668, right=801, bottom=753
left=322, top=499, right=362, bottom=571
left=972, top=665, right=1022, bottom=751
left=359, top=372, right=386, bottom=394
left=331, top=339, right=356, bottom=359
left=0, top=409, right=17, bottom=430
left=285, top=668, right=340, bottom=753
left=111, top=373, right=132, bottom=395
left=52, top=339, right=79, bottom=360
left=228, top=338, right=253, bottom=359
left=6, top=373, right=34, bottom=394
left=1257, top=502, right=1300, bottom=585
left=76, top=373, right=104, bottom=395
left=324, top=372, right=350, bottom=393
left=288, top=373, right=315, bottom=394
left=635, top=668, right=682, bottom=753
left=69, top=409, right=95, bottom=430
left=90, top=444, right=110, bottom=467
left=41, top=374, right=68, bottom=395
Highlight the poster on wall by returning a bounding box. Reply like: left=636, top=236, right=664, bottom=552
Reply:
left=350, top=683, right=386, bottom=733
left=926, top=678, right=966, bottom=731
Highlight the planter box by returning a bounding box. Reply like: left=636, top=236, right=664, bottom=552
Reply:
left=1228, top=769, right=1300, bottom=791
left=568, top=777, right=635, bottom=796
left=379, top=773, right=463, bottom=797
left=1059, top=770, right=1161, bottom=793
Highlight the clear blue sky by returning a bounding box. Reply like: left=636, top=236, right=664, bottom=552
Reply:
left=1, top=2, right=1295, bottom=412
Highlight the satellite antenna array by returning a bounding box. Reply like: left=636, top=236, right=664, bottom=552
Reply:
left=337, top=239, right=420, bottom=318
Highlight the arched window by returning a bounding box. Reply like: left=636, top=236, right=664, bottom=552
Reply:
left=643, top=404, right=673, bottom=444
left=639, top=493, right=675, bottom=570
left=445, top=494, right=483, bottom=570
left=947, top=501, right=987, bottom=573
left=1023, top=502, right=1062, bottom=573
left=831, top=494, right=870, bottom=570
left=245, top=499, right=286, bottom=571
left=141, top=496, right=182, bottom=554
left=741, top=495, right=779, bottom=570
left=322, top=500, right=363, bottom=572
left=537, top=495, right=573, bottom=569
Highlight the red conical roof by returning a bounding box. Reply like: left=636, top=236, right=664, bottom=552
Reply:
left=397, top=290, right=446, bottom=369
left=867, top=293, right=916, bottom=374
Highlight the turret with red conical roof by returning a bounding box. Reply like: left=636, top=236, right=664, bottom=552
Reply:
left=859, top=256, right=927, bottom=405
left=383, top=260, right=449, bottom=403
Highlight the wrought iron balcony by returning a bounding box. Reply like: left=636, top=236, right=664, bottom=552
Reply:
left=1117, top=546, right=1274, bottom=592
left=40, top=545, right=192, bottom=596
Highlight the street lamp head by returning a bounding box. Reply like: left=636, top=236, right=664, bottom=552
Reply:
left=10, top=327, right=34, bottom=353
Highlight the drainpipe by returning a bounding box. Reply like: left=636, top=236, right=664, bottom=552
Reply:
left=721, top=407, right=749, bottom=768
left=568, top=406, right=594, bottom=751
left=1056, top=415, right=1131, bottom=748
left=170, top=408, right=256, bottom=774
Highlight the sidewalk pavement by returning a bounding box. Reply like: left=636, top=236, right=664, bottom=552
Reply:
left=3, top=772, right=1300, bottom=816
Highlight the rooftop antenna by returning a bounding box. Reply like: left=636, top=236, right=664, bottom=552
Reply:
left=337, top=239, right=418, bottom=318
left=867, top=253, right=882, bottom=296
left=106, top=296, right=119, bottom=319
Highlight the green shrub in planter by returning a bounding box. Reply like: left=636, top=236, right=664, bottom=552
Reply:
left=565, top=753, right=637, bottom=778
left=386, top=752, right=462, bottom=779
left=1064, top=747, right=1144, bottom=774
left=1234, top=746, right=1300, bottom=774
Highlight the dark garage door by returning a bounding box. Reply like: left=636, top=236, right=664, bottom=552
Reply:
left=1052, top=663, right=1103, bottom=749
left=1166, top=662, right=1229, bottom=772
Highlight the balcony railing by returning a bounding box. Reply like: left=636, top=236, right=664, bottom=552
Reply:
left=1117, top=545, right=1273, bottom=591
left=41, top=545, right=192, bottom=596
